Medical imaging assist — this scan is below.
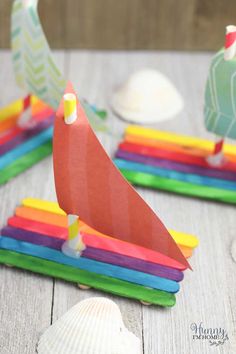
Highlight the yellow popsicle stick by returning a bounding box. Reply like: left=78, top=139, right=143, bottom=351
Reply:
left=169, top=229, right=199, bottom=249
left=0, top=99, right=23, bottom=122
left=22, top=198, right=199, bottom=249
left=31, top=95, right=41, bottom=105
left=125, top=134, right=209, bottom=157
left=22, top=198, right=65, bottom=216
left=0, top=95, right=41, bottom=122
left=125, top=125, right=236, bottom=156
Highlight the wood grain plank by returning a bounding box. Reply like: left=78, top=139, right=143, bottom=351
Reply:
left=0, top=1, right=10, bottom=49
left=38, top=0, right=66, bottom=49
left=63, top=0, right=197, bottom=50
left=1, top=0, right=236, bottom=49
left=193, top=0, right=234, bottom=50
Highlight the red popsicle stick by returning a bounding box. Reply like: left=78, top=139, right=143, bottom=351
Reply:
left=119, top=141, right=236, bottom=173
left=8, top=215, right=187, bottom=270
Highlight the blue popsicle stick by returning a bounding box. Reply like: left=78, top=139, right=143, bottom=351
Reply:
left=114, top=158, right=236, bottom=191
left=0, top=126, right=53, bottom=170
left=0, top=236, right=179, bottom=293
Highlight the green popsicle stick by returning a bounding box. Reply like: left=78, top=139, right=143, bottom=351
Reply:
left=119, top=169, right=236, bottom=204
left=0, top=249, right=176, bottom=307
left=0, top=141, right=52, bottom=185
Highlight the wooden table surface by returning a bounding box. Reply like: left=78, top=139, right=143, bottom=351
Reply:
left=0, top=50, right=235, bottom=354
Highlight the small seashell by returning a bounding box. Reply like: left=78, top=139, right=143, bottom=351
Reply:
left=37, top=297, right=141, bottom=354
left=111, top=68, right=184, bottom=124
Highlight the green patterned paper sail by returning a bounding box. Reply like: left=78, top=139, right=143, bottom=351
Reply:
left=204, top=49, right=236, bottom=140
left=11, top=0, right=66, bottom=109
left=11, top=0, right=107, bottom=130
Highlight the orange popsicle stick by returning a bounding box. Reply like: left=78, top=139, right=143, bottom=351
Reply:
left=0, top=115, right=19, bottom=134
left=125, top=134, right=210, bottom=158
left=14, top=206, right=188, bottom=269
left=125, top=134, right=236, bottom=163
left=16, top=206, right=67, bottom=228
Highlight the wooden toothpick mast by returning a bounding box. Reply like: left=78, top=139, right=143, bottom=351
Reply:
left=61, top=93, right=85, bottom=258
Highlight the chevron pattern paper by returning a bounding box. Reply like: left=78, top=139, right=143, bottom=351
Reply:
left=11, top=0, right=66, bottom=110
left=11, top=0, right=107, bottom=131
left=0, top=198, right=198, bottom=307
left=204, top=49, right=236, bottom=140
left=114, top=125, right=236, bottom=204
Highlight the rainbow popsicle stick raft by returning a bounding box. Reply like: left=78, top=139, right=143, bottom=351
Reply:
left=0, top=96, right=54, bottom=185
left=0, top=198, right=198, bottom=307
left=114, top=126, right=236, bottom=204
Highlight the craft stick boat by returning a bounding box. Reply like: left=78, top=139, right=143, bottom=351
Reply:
left=114, top=26, right=236, bottom=204
left=114, top=126, right=236, bottom=204
left=0, top=84, right=198, bottom=307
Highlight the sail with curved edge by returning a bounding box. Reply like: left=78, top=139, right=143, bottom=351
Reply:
left=204, top=50, right=236, bottom=140
left=11, top=0, right=106, bottom=131
left=53, top=82, right=190, bottom=270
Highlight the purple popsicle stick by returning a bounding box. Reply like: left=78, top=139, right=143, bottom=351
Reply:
left=1, top=226, right=184, bottom=282
left=116, top=149, right=236, bottom=182
left=0, top=114, right=54, bottom=156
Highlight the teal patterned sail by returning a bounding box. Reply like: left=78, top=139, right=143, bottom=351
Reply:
left=204, top=49, right=236, bottom=140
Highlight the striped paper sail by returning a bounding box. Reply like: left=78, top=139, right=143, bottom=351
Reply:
left=53, top=82, right=190, bottom=270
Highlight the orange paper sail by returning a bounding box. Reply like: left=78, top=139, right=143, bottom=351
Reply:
left=53, top=83, right=190, bottom=269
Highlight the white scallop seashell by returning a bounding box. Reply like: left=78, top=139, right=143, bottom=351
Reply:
left=111, top=68, right=184, bottom=124
left=37, top=297, right=141, bottom=354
